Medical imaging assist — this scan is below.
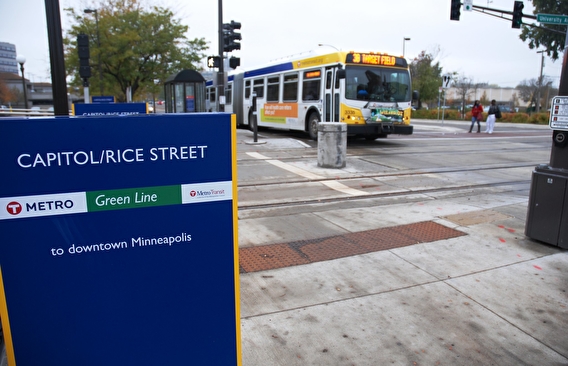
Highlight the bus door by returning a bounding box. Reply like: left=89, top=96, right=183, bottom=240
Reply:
left=324, top=67, right=340, bottom=122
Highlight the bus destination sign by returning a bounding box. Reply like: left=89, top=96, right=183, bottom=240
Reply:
left=346, top=53, right=407, bottom=68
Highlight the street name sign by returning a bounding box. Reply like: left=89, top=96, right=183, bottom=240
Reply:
left=72, top=102, right=148, bottom=116
left=550, top=96, right=568, bottom=131
left=0, top=114, right=241, bottom=366
left=537, top=13, right=568, bottom=25
left=91, top=95, right=115, bottom=103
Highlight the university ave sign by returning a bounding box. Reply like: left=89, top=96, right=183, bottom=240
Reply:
left=537, top=13, right=568, bottom=25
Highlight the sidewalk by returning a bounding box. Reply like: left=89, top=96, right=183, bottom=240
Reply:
left=237, top=127, right=567, bottom=365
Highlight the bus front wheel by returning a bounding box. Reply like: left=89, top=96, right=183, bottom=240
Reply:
left=307, top=113, right=320, bottom=140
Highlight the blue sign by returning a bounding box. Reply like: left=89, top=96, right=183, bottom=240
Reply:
left=73, top=102, right=148, bottom=116
left=0, top=114, right=241, bottom=365
left=91, top=95, right=115, bottom=103
left=186, top=95, right=195, bottom=112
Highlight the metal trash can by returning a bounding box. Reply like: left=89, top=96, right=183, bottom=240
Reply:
left=317, top=122, right=347, bottom=169
left=525, top=164, right=568, bottom=248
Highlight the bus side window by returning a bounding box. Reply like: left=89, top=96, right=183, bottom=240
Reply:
left=267, top=76, right=279, bottom=102
left=302, top=70, right=321, bottom=101
left=325, top=71, right=332, bottom=90
left=253, top=79, right=265, bottom=98
left=245, top=80, right=251, bottom=99
left=283, top=73, right=298, bottom=102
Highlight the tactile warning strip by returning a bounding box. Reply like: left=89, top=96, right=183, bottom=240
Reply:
left=239, top=221, right=466, bottom=273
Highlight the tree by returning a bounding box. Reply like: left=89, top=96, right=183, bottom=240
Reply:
left=453, top=75, right=475, bottom=118
left=519, top=0, right=568, bottom=60
left=64, top=0, right=208, bottom=101
left=516, top=76, right=557, bottom=111
left=409, top=49, right=443, bottom=109
left=480, top=90, right=489, bottom=106
left=0, top=79, right=15, bottom=105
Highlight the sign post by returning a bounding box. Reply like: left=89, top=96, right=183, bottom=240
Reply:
left=0, top=114, right=241, bottom=365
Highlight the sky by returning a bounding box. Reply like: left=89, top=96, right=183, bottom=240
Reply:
left=0, top=0, right=564, bottom=88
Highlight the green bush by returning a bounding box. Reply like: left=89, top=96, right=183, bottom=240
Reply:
left=510, top=113, right=530, bottom=123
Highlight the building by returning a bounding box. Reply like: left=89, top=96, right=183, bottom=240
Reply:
left=0, top=42, right=18, bottom=74
left=443, top=86, right=529, bottom=110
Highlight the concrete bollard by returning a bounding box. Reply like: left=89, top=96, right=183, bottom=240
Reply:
left=317, top=122, right=347, bottom=168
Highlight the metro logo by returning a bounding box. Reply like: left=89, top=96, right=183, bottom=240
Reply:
left=6, top=201, right=22, bottom=215
left=190, top=190, right=197, bottom=197
left=0, top=192, right=88, bottom=220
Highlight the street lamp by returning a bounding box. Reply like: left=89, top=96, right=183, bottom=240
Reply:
left=152, top=79, right=159, bottom=114
left=84, top=8, right=104, bottom=95
left=318, top=43, right=340, bottom=52
left=403, top=37, right=411, bottom=58
left=16, top=55, right=28, bottom=109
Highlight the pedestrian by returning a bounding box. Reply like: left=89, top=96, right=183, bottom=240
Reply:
left=469, top=101, right=483, bottom=133
left=485, top=100, right=501, bottom=134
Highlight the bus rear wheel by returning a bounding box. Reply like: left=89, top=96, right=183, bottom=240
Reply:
left=308, top=113, right=320, bottom=140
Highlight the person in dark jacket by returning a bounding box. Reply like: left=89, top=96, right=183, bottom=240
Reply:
left=469, top=101, right=483, bottom=133
left=485, top=99, right=500, bottom=134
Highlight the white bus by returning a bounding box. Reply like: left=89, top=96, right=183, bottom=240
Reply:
left=206, top=49, right=415, bottom=140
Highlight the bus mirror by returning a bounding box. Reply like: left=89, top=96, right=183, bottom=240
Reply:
left=336, top=69, right=346, bottom=79
left=412, top=90, right=419, bottom=101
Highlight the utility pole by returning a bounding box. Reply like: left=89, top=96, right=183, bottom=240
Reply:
left=536, top=50, right=545, bottom=113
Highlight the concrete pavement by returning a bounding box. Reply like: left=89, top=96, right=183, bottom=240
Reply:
left=236, top=122, right=568, bottom=365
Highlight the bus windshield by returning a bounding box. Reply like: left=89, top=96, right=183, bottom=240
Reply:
left=345, top=66, right=411, bottom=103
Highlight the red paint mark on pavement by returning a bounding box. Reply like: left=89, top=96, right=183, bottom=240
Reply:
left=498, top=225, right=505, bottom=229
left=517, top=254, right=522, bottom=257
left=507, top=228, right=515, bottom=233
left=534, top=265, right=542, bottom=270
left=499, top=238, right=506, bottom=243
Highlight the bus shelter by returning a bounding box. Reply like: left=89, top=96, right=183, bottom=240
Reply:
left=164, top=69, right=206, bottom=113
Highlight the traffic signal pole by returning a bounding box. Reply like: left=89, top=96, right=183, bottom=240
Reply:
left=217, top=0, right=225, bottom=112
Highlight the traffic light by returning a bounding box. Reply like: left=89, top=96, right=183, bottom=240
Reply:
left=229, top=56, right=240, bottom=69
left=207, top=56, right=221, bottom=68
left=223, top=20, right=241, bottom=52
left=77, top=33, right=91, bottom=79
left=512, top=1, right=524, bottom=29
left=450, top=0, right=461, bottom=21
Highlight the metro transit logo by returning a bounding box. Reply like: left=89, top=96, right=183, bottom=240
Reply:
left=181, top=181, right=232, bottom=204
